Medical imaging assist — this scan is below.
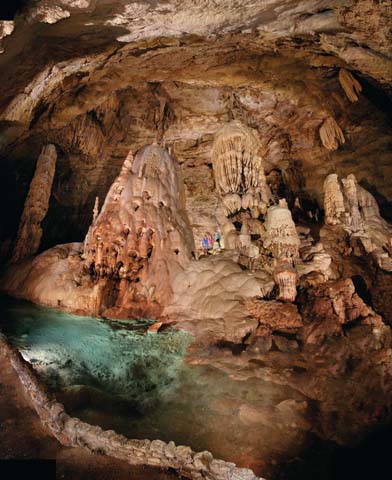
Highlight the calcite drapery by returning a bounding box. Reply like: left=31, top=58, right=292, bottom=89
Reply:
left=264, top=199, right=300, bottom=260
left=12, top=144, right=57, bottom=263
left=319, top=117, right=345, bottom=150
left=274, top=260, right=297, bottom=303
left=323, top=173, right=345, bottom=225
left=338, top=68, right=362, bottom=103
left=211, top=120, right=272, bottom=214
left=263, top=199, right=300, bottom=302
left=82, top=144, right=194, bottom=317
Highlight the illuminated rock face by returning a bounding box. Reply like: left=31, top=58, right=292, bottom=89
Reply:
left=264, top=200, right=300, bottom=261
left=211, top=120, right=272, bottom=207
left=323, top=172, right=392, bottom=273
left=12, top=144, right=57, bottom=263
left=82, top=144, right=195, bottom=318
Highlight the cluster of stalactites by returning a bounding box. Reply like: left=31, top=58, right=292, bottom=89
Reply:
left=338, top=68, right=362, bottom=103
left=319, top=116, right=345, bottom=150
left=12, top=144, right=57, bottom=263
left=264, top=199, right=301, bottom=260
left=211, top=121, right=272, bottom=216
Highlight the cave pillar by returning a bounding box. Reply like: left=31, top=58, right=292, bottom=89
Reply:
left=12, top=144, right=57, bottom=263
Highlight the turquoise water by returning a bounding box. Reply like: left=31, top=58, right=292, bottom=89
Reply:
left=0, top=296, right=310, bottom=476
left=0, top=297, right=193, bottom=413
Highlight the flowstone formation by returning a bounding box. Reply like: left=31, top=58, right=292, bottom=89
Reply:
left=82, top=144, right=194, bottom=318
left=2, top=145, right=194, bottom=319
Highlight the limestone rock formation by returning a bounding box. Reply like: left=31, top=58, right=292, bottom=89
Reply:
left=245, top=300, right=303, bottom=332
left=264, top=200, right=300, bottom=260
left=263, top=200, right=300, bottom=301
left=323, top=172, right=392, bottom=272
left=300, top=278, right=383, bottom=344
left=12, top=144, right=57, bottom=263
left=319, top=117, right=345, bottom=151
left=273, top=261, right=297, bottom=303
left=212, top=120, right=272, bottom=212
left=323, top=174, right=345, bottom=226
left=82, top=144, right=194, bottom=317
left=0, top=2, right=392, bottom=477
left=338, top=68, right=362, bottom=103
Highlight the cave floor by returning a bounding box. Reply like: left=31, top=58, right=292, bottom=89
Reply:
left=0, top=343, right=181, bottom=480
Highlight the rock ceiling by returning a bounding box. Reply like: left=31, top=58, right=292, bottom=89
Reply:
left=0, top=0, right=391, bottom=248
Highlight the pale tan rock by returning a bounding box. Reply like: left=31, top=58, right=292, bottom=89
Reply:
left=323, top=174, right=345, bottom=226
left=274, top=260, right=297, bottom=303
left=211, top=120, right=272, bottom=203
left=222, top=193, right=242, bottom=216
left=342, top=174, right=363, bottom=233
left=12, top=145, right=57, bottom=263
left=319, top=117, right=345, bottom=150
left=0, top=20, right=14, bottom=54
left=264, top=199, right=300, bottom=260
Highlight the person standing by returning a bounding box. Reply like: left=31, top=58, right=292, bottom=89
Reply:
left=202, top=234, right=209, bottom=255
left=207, top=233, right=214, bottom=252
left=214, top=229, right=221, bottom=248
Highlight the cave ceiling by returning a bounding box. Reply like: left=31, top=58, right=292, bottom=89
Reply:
left=0, top=0, right=391, bottom=248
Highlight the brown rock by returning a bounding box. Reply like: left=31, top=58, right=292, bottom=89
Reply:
left=300, top=278, right=382, bottom=344
left=245, top=300, right=303, bottom=332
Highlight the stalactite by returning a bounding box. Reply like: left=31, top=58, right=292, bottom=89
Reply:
left=274, top=260, right=297, bottom=303
left=323, top=173, right=345, bottom=225
left=211, top=120, right=272, bottom=202
left=319, top=116, right=345, bottom=150
left=338, top=68, right=362, bottom=103
left=222, top=193, right=242, bottom=216
left=12, top=144, right=57, bottom=263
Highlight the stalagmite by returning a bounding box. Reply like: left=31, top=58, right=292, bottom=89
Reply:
left=12, top=144, right=57, bottom=263
left=264, top=199, right=300, bottom=260
left=338, top=68, right=362, bottom=103
left=274, top=260, right=297, bottom=303
left=323, top=174, right=345, bottom=225
left=322, top=172, right=392, bottom=273
left=341, top=174, right=363, bottom=233
left=82, top=144, right=194, bottom=317
left=357, top=184, right=382, bottom=221
left=319, top=116, right=345, bottom=150
left=92, top=196, right=100, bottom=223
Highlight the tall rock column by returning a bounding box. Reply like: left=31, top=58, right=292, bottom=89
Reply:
left=12, top=144, right=57, bottom=263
